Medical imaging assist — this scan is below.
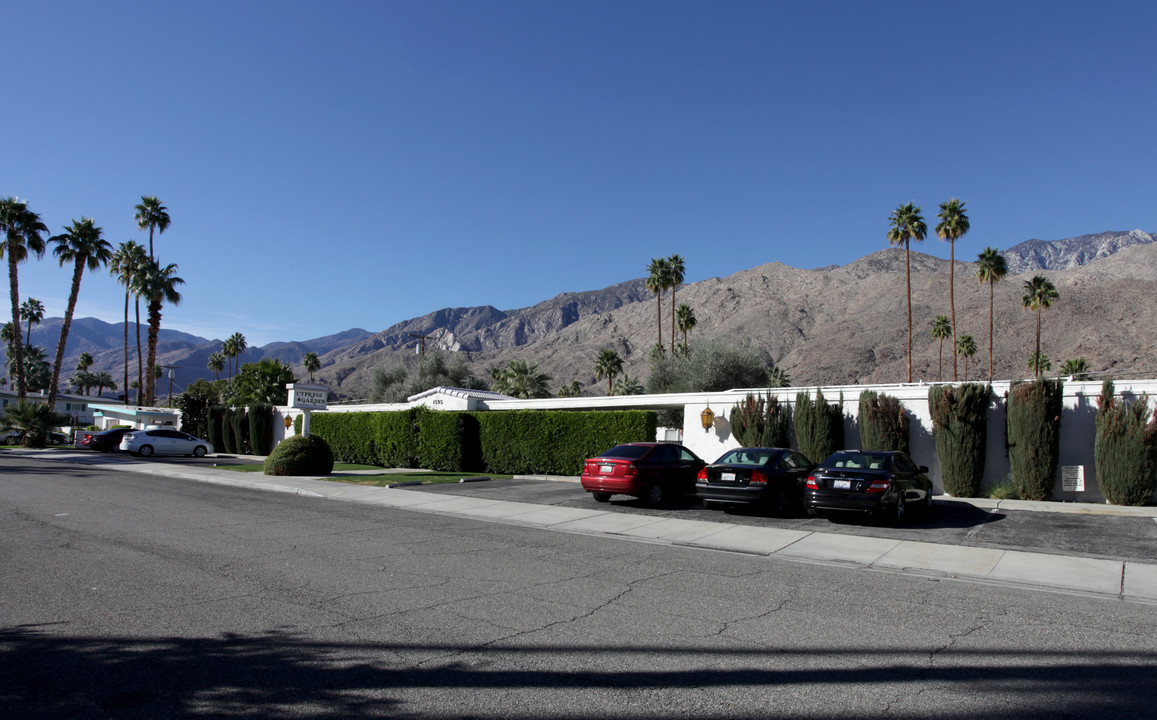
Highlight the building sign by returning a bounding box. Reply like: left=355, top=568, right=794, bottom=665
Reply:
left=1062, top=465, right=1085, bottom=492
left=288, top=385, right=328, bottom=410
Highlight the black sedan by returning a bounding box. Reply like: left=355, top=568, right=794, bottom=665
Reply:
left=804, top=450, right=933, bottom=523
left=78, top=427, right=133, bottom=452
left=695, top=447, right=813, bottom=515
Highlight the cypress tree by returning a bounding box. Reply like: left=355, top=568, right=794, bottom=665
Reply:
left=794, top=388, right=844, bottom=464
left=1094, top=380, right=1157, bottom=505
left=928, top=383, right=989, bottom=497
left=728, top=392, right=792, bottom=448
left=1007, top=378, right=1063, bottom=501
left=858, top=390, right=910, bottom=454
left=247, top=403, right=274, bottom=456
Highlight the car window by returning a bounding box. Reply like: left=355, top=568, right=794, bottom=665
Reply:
left=677, top=447, right=698, bottom=463
left=651, top=445, right=676, bottom=463
left=601, top=445, right=651, bottom=460
left=894, top=454, right=917, bottom=473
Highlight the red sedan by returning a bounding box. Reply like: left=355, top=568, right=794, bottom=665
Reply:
left=580, top=442, right=705, bottom=506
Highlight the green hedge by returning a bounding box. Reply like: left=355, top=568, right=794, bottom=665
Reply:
left=248, top=404, right=274, bottom=456
left=1095, top=380, right=1157, bottom=505
left=929, top=384, right=990, bottom=497
left=265, top=434, right=334, bottom=476
left=309, top=411, right=382, bottom=465
left=208, top=405, right=225, bottom=452
left=376, top=409, right=420, bottom=468
left=477, top=410, right=656, bottom=476
left=416, top=407, right=483, bottom=471
left=1007, top=378, right=1063, bottom=501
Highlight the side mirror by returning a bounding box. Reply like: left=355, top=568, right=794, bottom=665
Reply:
left=919, top=466, right=929, bottom=473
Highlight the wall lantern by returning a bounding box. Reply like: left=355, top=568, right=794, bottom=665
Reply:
left=700, top=403, right=715, bottom=432
left=284, top=415, right=294, bottom=429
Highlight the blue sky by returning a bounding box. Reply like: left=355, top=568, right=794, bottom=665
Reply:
left=6, top=1, right=1156, bottom=347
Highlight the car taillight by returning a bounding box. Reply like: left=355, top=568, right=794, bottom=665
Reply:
left=697, top=468, right=708, bottom=480
left=806, top=476, right=818, bottom=489
left=750, top=470, right=768, bottom=485
left=624, top=464, right=638, bottom=477
left=867, top=480, right=890, bottom=493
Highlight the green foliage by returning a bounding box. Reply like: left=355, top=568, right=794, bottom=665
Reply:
left=227, top=407, right=251, bottom=455
left=264, top=434, right=335, bottom=476
left=247, top=403, right=275, bottom=456
left=294, top=414, right=302, bottom=435
left=370, top=350, right=487, bottom=403
left=1007, top=378, right=1063, bottom=501
left=207, top=405, right=226, bottom=452
left=928, top=384, right=989, bottom=497
left=376, top=409, right=420, bottom=468
left=416, top=408, right=481, bottom=471
left=557, top=380, right=582, bottom=398
left=478, top=410, right=656, bottom=475
left=1027, top=350, right=1051, bottom=375
left=0, top=400, right=68, bottom=448
left=220, top=407, right=237, bottom=454
left=793, top=388, right=844, bottom=464
left=1061, top=357, right=1090, bottom=380
left=858, top=390, right=910, bottom=454
left=1095, top=381, right=1157, bottom=505
left=310, top=411, right=384, bottom=466
left=612, top=374, right=644, bottom=396
left=490, top=359, right=552, bottom=398
left=228, top=358, right=295, bottom=406
left=177, top=378, right=219, bottom=439
left=646, top=340, right=771, bottom=394
left=728, top=392, right=791, bottom=448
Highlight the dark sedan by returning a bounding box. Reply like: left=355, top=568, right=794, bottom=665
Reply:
left=804, top=450, right=934, bottom=523
left=78, top=427, right=133, bottom=452
left=695, top=447, right=813, bottom=515
left=580, top=442, right=705, bottom=506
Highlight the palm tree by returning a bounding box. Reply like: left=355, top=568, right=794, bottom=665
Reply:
left=1060, top=357, right=1089, bottom=380
left=302, top=351, right=320, bottom=383
left=1022, top=275, right=1059, bottom=378
left=490, top=359, right=552, bottom=399
left=46, top=218, right=113, bottom=406
left=75, top=352, right=95, bottom=395
left=930, top=315, right=951, bottom=382
left=593, top=349, right=623, bottom=396
left=887, top=202, right=927, bottom=382
left=138, top=260, right=184, bottom=405
left=675, top=303, right=696, bottom=356
left=0, top=197, right=48, bottom=400
left=20, top=297, right=45, bottom=345
left=665, top=254, right=686, bottom=355
left=76, top=351, right=94, bottom=373
left=1027, top=350, right=1051, bottom=376
left=226, top=332, right=247, bottom=378
left=956, top=334, right=977, bottom=381
left=0, top=400, right=67, bottom=448
left=134, top=196, right=171, bottom=261
left=612, top=373, right=644, bottom=396
left=94, top=371, right=117, bottom=397
left=110, top=241, right=148, bottom=403
left=936, top=199, right=969, bottom=381
left=975, top=247, right=1008, bottom=381
left=645, top=258, right=668, bottom=351
left=207, top=351, right=225, bottom=382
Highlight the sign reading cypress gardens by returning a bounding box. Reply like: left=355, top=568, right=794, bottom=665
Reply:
left=288, top=384, right=328, bottom=410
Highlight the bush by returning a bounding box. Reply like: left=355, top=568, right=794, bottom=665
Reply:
left=220, top=408, right=237, bottom=454
left=247, top=404, right=274, bottom=456
left=929, top=384, right=990, bottom=497
left=207, top=405, right=226, bottom=453
left=1007, top=378, right=1063, bottom=501
left=646, top=340, right=771, bottom=394
left=1095, top=380, right=1157, bottom=505
left=477, top=410, right=656, bottom=475
left=793, top=388, right=844, bottom=464
left=858, top=390, right=910, bottom=454
left=729, top=392, right=791, bottom=448
left=309, top=411, right=379, bottom=465
left=416, top=408, right=481, bottom=471
left=264, top=434, right=335, bottom=476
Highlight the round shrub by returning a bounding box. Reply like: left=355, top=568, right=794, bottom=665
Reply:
left=264, top=434, right=335, bottom=476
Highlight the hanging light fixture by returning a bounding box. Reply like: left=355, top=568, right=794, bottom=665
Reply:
left=700, top=403, right=715, bottom=432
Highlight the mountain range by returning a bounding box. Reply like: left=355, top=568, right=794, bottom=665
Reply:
left=5, top=229, right=1154, bottom=401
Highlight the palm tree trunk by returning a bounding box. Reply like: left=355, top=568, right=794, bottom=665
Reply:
left=656, top=293, right=662, bottom=350
left=670, top=288, right=676, bottom=355
left=145, top=297, right=161, bottom=406
left=938, top=338, right=943, bottom=382
left=47, top=260, right=85, bottom=406
left=123, top=290, right=130, bottom=401
left=135, top=297, right=143, bottom=402
left=1035, top=307, right=1042, bottom=377
left=950, top=241, right=957, bottom=382
left=988, top=280, right=995, bottom=381
left=9, top=253, right=27, bottom=400
left=905, top=244, right=912, bottom=383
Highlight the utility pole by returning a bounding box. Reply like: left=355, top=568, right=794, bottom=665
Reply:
left=159, top=365, right=182, bottom=407
left=407, top=333, right=434, bottom=356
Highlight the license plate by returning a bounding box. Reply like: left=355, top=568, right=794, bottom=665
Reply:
left=833, top=479, right=852, bottom=490
left=721, top=472, right=736, bottom=482
left=600, top=465, right=614, bottom=474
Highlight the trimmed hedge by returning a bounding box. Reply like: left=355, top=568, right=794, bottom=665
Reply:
left=929, top=383, right=990, bottom=497
left=1095, top=380, right=1157, bottom=505
left=221, top=407, right=238, bottom=454
left=264, top=434, right=335, bottom=476
left=377, top=409, right=420, bottom=468
left=229, top=407, right=251, bottom=455
left=207, top=405, right=226, bottom=452
left=1007, top=378, right=1063, bottom=501
left=477, top=410, right=656, bottom=476
left=310, top=411, right=381, bottom=465
left=416, top=407, right=482, bottom=471
left=248, top=404, right=274, bottom=456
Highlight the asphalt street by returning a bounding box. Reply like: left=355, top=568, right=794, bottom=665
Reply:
left=2, top=454, right=1156, bottom=719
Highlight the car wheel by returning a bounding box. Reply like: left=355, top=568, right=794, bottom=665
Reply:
left=774, top=488, right=791, bottom=517
left=924, top=489, right=934, bottom=514
left=894, top=495, right=907, bottom=524
left=592, top=492, right=612, bottom=503
left=193, top=446, right=207, bottom=458
left=645, top=484, right=664, bottom=506
left=138, top=444, right=154, bottom=457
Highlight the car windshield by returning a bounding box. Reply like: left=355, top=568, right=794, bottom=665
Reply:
left=714, top=449, right=782, bottom=466
left=822, top=452, right=892, bottom=471
left=600, top=445, right=651, bottom=460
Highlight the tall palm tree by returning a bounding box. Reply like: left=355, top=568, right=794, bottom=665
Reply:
left=675, top=303, right=696, bottom=357
left=936, top=199, right=970, bottom=381
left=302, top=351, right=320, bottom=383
left=94, top=371, right=117, bottom=397
left=1022, top=275, right=1059, bottom=378
left=207, top=351, right=225, bottom=382
left=930, top=315, right=951, bottom=382
left=138, top=260, right=184, bottom=405
left=226, top=332, right=247, bottom=378
left=134, top=196, right=170, bottom=261
left=645, top=258, right=668, bottom=351
left=665, top=254, right=686, bottom=355
left=0, top=197, right=48, bottom=400
left=490, top=359, right=552, bottom=399
left=20, top=297, right=45, bottom=345
left=956, top=334, right=977, bottom=381
left=76, top=352, right=94, bottom=396
left=47, top=218, right=113, bottom=405
left=110, top=241, right=148, bottom=403
left=221, top=338, right=236, bottom=379
left=593, top=348, right=623, bottom=396
left=887, top=202, right=927, bottom=383
left=975, top=247, right=1008, bottom=381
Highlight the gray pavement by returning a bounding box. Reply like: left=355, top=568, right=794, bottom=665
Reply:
left=7, top=447, right=1157, bottom=603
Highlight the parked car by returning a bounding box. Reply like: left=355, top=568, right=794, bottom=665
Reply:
left=695, top=447, right=814, bottom=515
left=119, top=428, right=213, bottom=458
left=78, top=427, right=133, bottom=452
left=580, top=442, right=705, bottom=505
left=1, top=430, right=68, bottom=445
left=804, top=450, right=933, bottom=523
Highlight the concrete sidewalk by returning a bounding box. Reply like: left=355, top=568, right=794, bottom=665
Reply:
left=7, top=448, right=1157, bottom=604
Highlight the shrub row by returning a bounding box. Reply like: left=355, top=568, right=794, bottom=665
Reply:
left=207, top=404, right=273, bottom=456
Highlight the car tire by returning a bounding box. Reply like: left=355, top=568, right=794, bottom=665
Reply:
left=645, top=484, right=664, bottom=506
left=924, top=490, right=934, bottom=514
left=193, top=446, right=207, bottom=458
left=138, top=444, right=154, bottom=457
left=894, top=495, right=907, bottom=524
left=774, top=488, right=791, bottom=517
left=592, top=492, right=612, bottom=503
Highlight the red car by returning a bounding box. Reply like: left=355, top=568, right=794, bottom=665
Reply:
left=580, top=442, right=705, bottom=506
